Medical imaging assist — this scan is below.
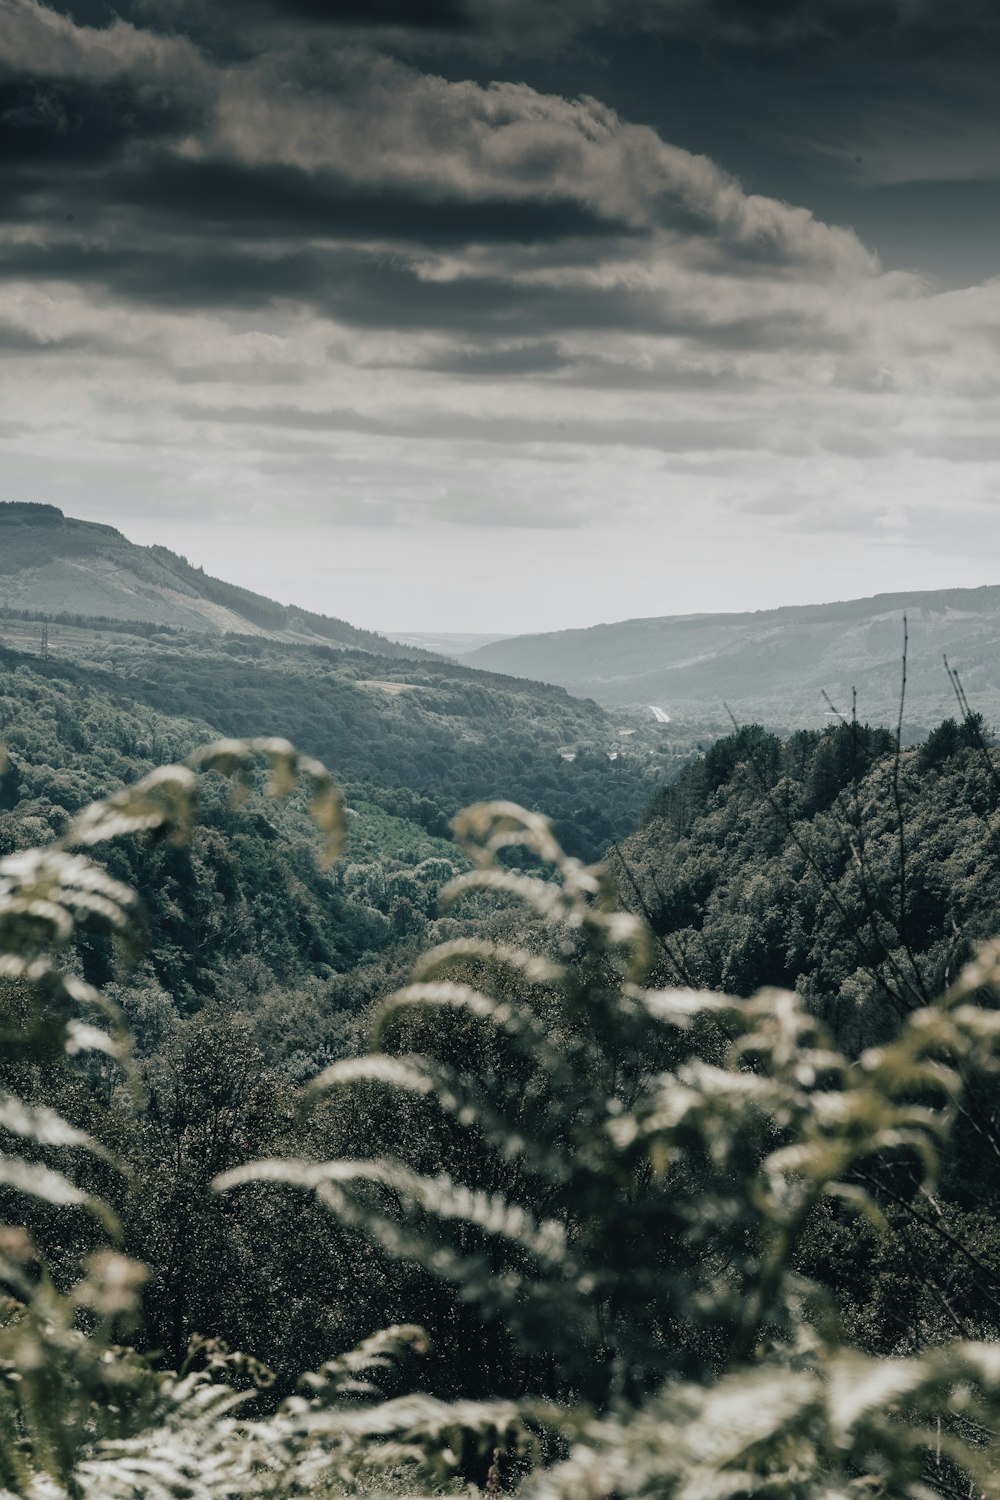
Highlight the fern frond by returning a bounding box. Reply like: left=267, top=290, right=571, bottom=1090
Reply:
left=67, top=764, right=200, bottom=848
left=439, top=866, right=574, bottom=921
left=0, top=1094, right=118, bottom=1166
left=307, top=1055, right=570, bottom=1182
left=372, top=981, right=551, bottom=1055
left=0, top=1156, right=119, bottom=1237
left=451, top=802, right=572, bottom=873
left=299, top=1323, right=429, bottom=1397
left=0, top=849, right=139, bottom=959
left=410, top=938, right=564, bottom=988
left=186, top=737, right=345, bottom=861
left=623, top=983, right=743, bottom=1030
left=215, top=1157, right=568, bottom=1267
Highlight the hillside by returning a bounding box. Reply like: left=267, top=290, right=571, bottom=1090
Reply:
left=464, top=586, right=1000, bottom=731
left=0, top=624, right=701, bottom=863
left=0, top=502, right=425, bottom=656
left=0, top=501, right=720, bottom=861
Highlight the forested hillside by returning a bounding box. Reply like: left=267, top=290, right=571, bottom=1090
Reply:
left=9, top=716, right=1000, bottom=1499
left=465, top=586, right=1000, bottom=729
left=0, top=628, right=695, bottom=863
left=615, top=715, right=1000, bottom=1348
left=619, top=716, right=996, bottom=1026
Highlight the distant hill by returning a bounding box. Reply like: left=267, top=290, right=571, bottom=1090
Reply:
left=0, top=502, right=426, bottom=657
left=464, top=587, right=1000, bottom=732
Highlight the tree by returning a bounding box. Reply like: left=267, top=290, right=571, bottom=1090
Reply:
left=10, top=749, right=1000, bottom=1497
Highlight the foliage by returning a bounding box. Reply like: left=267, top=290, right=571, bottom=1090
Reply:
left=0, top=628, right=691, bottom=864
left=9, top=737, right=1000, bottom=1497
left=0, top=663, right=465, bottom=1015
left=224, top=805, right=1000, bottom=1500
left=0, top=734, right=341, bottom=1493
left=621, top=718, right=1000, bottom=1350
left=628, top=719, right=1000, bottom=1032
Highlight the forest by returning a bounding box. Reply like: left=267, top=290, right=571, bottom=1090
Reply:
left=7, top=637, right=1000, bottom=1498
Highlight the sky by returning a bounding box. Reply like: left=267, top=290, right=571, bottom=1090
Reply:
left=3, top=0, right=1000, bottom=633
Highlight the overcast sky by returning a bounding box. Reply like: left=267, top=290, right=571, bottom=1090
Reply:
left=3, top=0, right=1000, bottom=633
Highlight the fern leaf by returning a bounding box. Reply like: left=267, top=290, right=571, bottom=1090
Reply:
left=451, top=801, right=570, bottom=871
left=67, top=764, right=200, bottom=847
left=215, top=1157, right=567, bottom=1266
left=307, top=1055, right=569, bottom=1181
left=372, top=981, right=551, bottom=1053
left=410, top=938, right=564, bottom=987
left=0, top=1156, right=119, bottom=1236
left=0, top=1094, right=118, bottom=1166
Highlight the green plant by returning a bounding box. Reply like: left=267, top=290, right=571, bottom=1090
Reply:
left=226, top=803, right=1000, bottom=1499
left=0, top=736, right=344, bottom=1496
left=8, top=748, right=1000, bottom=1497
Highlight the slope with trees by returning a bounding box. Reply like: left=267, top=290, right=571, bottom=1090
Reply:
left=0, top=631, right=695, bottom=863
left=7, top=741, right=1000, bottom=1499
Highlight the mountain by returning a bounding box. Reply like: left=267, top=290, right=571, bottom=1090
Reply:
left=464, top=586, right=1000, bottom=732
left=0, top=502, right=425, bottom=657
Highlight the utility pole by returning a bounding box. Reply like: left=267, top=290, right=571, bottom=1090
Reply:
left=40, top=622, right=48, bottom=659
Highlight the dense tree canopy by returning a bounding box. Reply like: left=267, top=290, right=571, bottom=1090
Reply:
left=7, top=740, right=1000, bottom=1500
left=7, top=628, right=1000, bottom=1499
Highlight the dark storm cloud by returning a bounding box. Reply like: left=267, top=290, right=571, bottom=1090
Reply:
left=132, top=0, right=604, bottom=52
left=108, top=156, right=636, bottom=246
left=0, top=74, right=199, bottom=165
left=0, top=239, right=330, bottom=311
left=634, top=0, right=1000, bottom=53
left=131, top=0, right=1000, bottom=56
left=230, top=0, right=478, bottom=28
left=0, top=0, right=880, bottom=351
left=0, top=231, right=853, bottom=357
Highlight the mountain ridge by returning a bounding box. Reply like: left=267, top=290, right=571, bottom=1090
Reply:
left=464, top=583, right=1000, bottom=730
left=0, top=502, right=427, bottom=658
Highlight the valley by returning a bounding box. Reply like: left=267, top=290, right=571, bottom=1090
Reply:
left=4, top=499, right=1000, bottom=1497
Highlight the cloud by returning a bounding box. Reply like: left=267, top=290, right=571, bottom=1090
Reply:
left=135, top=0, right=609, bottom=55
left=130, top=0, right=1000, bottom=59
left=171, top=395, right=775, bottom=458
left=2, top=0, right=1000, bottom=631
left=0, top=226, right=871, bottom=364
left=639, top=0, right=1000, bottom=52
left=1, top=0, right=878, bottom=275
left=108, top=155, right=633, bottom=245
left=0, top=2, right=209, bottom=103
left=0, top=0, right=879, bottom=361
left=0, top=73, right=197, bottom=170
left=0, top=318, right=107, bottom=356
left=198, top=54, right=877, bottom=276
